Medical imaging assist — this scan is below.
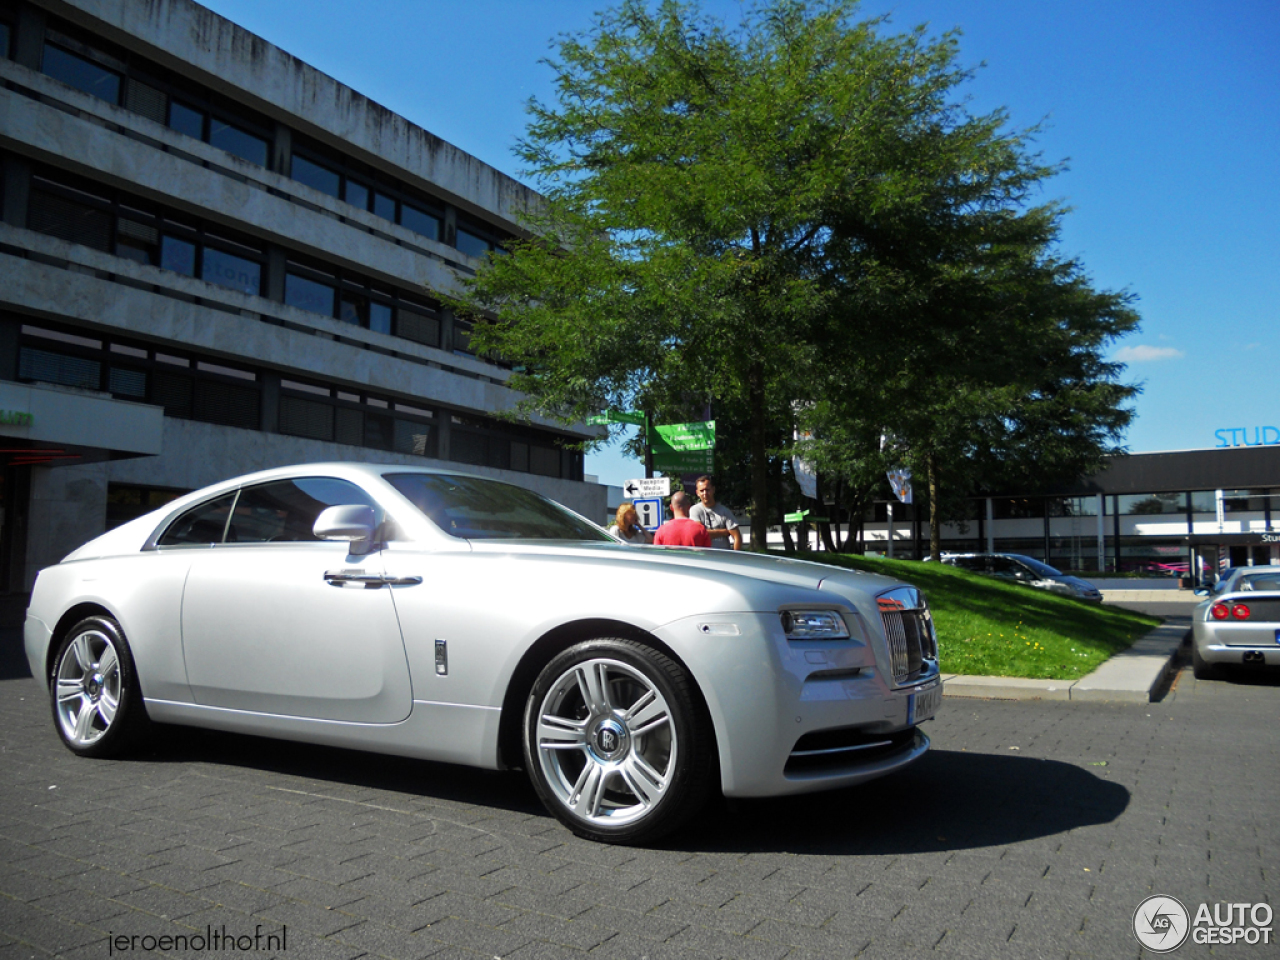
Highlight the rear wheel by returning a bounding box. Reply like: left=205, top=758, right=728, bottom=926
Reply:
left=1191, top=641, right=1223, bottom=681
left=523, top=638, right=715, bottom=844
left=50, top=616, right=150, bottom=757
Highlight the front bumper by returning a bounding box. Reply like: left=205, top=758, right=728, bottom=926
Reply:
left=655, top=612, right=938, bottom=798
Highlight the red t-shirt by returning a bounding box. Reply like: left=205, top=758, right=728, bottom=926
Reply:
left=653, top=518, right=711, bottom=547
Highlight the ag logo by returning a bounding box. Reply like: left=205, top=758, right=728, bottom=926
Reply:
left=1133, top=895, right=1190, bottom=953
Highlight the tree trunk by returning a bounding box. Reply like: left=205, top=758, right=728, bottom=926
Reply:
left=928, top=453, right=942, bottom=561
left=748, top=361, right=769, bottom=551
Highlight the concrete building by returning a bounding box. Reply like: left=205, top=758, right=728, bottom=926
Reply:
left=851, top=446, right=1280, bottom=575
left=0, top=0, right=603, bottom=591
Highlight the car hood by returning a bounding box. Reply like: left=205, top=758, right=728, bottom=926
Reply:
left=467, top=540, right=906, bottom=596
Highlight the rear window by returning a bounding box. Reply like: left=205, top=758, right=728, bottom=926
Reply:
left=386, top=473, right=608, bottom=541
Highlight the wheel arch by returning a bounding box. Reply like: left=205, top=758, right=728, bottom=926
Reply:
left=44, top=602, right=117, bottom=687
left=496, top=618, right=717, bottom=772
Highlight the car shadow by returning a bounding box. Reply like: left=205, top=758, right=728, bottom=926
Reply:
left=127, top=729, right=1128, bottom=855
left=684, top=749, right=1130, bottom=854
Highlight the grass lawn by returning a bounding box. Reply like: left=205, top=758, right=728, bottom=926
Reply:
left=792, top=552, right=1162, bottom=681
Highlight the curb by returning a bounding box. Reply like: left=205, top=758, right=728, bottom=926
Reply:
left=940, top=622, right=1189, bottom=703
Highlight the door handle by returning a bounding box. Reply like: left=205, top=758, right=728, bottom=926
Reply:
left=324, top=572, right=423, bottom=588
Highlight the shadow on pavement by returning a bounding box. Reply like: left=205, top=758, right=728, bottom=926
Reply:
left=115, top=725, right=1128, bottom=854
left=689, top=749, right=1130, bottom=855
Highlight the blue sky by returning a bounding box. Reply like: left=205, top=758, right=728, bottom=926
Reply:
left=202, top=0, right=1279, bottom=487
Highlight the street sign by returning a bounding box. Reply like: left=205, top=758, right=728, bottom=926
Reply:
left=633, top=498, right=664, bottom=531
left=622, top=477, right=671, bottom=499
left=650, top=420, right=715, bottom=474
left=587, top=409, right=646, bottom=427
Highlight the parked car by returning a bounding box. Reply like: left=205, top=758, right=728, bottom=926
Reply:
left=1190, top=565, right=1280, bottom=679
left=25, top=463, right=941, bottom=845
left=940, top=553, right=1103, bottom=602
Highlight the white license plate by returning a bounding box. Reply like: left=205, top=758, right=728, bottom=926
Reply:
left=907, top=682, right=942, bottom=725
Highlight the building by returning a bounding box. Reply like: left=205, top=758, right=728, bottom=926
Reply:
left=855, top=446, right=1280, bottom=575
left=0, top=0, right=603, bottom=591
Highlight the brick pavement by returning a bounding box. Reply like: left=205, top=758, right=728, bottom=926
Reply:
left=1, top=640, right=1276, bottom=960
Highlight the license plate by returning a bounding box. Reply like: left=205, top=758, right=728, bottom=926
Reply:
left=907, top=682, right=942, bottom=725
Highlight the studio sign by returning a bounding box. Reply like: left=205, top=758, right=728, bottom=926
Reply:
left=1214, top=426, right=1279, bottom=448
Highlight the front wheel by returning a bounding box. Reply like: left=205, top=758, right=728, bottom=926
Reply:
left=523, top=638, right=715, bottom=844
left=50, top=616, right=150, bottom=757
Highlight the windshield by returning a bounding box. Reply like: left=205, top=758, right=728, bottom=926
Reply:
left=1013, top=555, right=1062, bottom=577
left=386, top=473, right=611, bottom=541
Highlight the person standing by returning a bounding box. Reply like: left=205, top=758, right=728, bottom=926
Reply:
left=608, top=502, right=652, bottom=544
left=653, top=491, right=711, bottom=547
left=690, top=475, right=742, bottom=550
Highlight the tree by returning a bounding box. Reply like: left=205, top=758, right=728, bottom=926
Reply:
left=453, top=0, right=1139, bottom=550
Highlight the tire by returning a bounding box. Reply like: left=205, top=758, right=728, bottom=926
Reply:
left=523, top=638, right=715, bottom=844
left=1191, top=641, right=1223, bottom=681
left=50, top=616, right=150, bottom=758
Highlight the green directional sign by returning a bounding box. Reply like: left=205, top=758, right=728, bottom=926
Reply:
left=650, top=421, right=715, bottom=474
left=586, top=409, right=646, bottom=427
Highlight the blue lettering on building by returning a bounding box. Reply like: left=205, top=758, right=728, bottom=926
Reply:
left=1215, top=426, right=1279, bottom=448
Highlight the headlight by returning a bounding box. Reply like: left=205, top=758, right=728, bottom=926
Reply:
left=780, top=609, right=850, bottom=640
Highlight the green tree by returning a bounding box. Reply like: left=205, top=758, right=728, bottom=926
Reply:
left=453, top=0, right=1138, bottom=549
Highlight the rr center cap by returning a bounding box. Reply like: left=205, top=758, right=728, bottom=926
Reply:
left=591, top=718, right=628, bottom=761
left=86, top=673, right=104, bottom=699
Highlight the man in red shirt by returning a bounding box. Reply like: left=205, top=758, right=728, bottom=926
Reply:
left=653, top=491, right=711, bottom=547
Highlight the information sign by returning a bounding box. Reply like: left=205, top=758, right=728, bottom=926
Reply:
left=650, top=421, right=715, bottom=474
left=632, top=498, right=664, bottom=531
left=622, top=477, right=671, bottom=498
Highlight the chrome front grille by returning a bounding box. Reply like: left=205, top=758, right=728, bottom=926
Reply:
left=878, top=586, right=937, bottom=684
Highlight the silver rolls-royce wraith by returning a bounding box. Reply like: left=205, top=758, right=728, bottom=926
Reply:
left=26, top=463, right=941, bottom=844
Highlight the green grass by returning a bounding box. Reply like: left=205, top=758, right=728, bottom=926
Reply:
left=791, top=552, right=1162, bottom=680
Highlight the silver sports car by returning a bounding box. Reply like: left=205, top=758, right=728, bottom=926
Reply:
left=1191, top=565, right=1280, bottom=679
left=25, top=463, right=941, bottom=844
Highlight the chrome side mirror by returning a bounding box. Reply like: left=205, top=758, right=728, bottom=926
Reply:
left=314, top=504, right=378, bottom=555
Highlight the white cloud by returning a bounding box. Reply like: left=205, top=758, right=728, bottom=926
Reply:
left=1114, top=344, right=1185, bottom=362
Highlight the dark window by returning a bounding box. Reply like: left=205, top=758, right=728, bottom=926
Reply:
left=108, top=367, right=147, bottom=398
left=339, top=294, right=368, bottom=327
left=456, top=228, right=490, bottom=258
left=160, top=235, right=196, bottom=275
left=344, top=180, right=369, bottom=210
left=42, top=44, right=120, bottom=103
left=373, top=192, right=396, bottom=221
left=396, top=308, right=440, bottom=347
left=208, top=119, right=268, bottom=167
left=400, top=204, right=439, bottom=241
left=18, top=347, right=101, bottom=390
left=201, top=246, right=261, bottom=296
left=28, top=185, right=112, bottom=251
left=530, top=445, right=561, bottom=478
left=158, top=491, right=237, bottom=546
left=291, top=154, right=341, bottom=198
left=229, top=477, right=378, bottom=544
left=369, top=302, right=393, bottom=336
left=393, top=419, right=432, bottom=457
left=279, top=395, right=334, bottom=441
left=285, top=271, right=336, bottom=317
left=168, top=100, right=204, bottom=139
left=0, top=23, right=11, bottom=60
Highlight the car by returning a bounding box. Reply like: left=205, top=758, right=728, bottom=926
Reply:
left=25, top=463, right=941, bottom=845
left=939, top=553, right=1103, bottom=602
left=1190, top=565, right=1280, bottom=679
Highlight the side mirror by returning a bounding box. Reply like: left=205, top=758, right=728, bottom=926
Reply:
left=314, top=504, right=378, bottom=554
left=1193, top=587, right=1210, bottom=596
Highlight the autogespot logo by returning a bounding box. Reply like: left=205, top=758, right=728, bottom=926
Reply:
left=1133, top=895, right=1191, bottom=953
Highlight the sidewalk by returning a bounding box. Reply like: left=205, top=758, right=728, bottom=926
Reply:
left=941, top=619, right=1190, bottom=704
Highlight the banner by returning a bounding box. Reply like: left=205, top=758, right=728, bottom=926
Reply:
left=887, top=468, right=913, bottom=504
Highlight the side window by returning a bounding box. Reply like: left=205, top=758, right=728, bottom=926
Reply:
left=990, top=557, right=1022, bottom=578
left=157, top=491, right=237, bottom=546
left=228, top=477, right=380, bottom=544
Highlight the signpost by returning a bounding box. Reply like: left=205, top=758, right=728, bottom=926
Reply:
left=650, top=421, right=715, bottom=475
left=623, top=477, right=671, bottom=499
left=633, top=498, right=664, bottom=531
left=587, top=410, right=646, bottom=427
